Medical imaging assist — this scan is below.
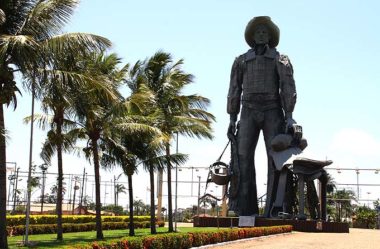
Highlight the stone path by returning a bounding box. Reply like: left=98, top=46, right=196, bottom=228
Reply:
left=198, top=228, right=379, bottom=249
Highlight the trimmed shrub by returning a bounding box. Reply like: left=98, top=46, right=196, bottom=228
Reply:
left=6, top=215, right=152, bottom=226
left=73, top=225, right=293, bottom=249
left=7, top=221, right=164, bottom=236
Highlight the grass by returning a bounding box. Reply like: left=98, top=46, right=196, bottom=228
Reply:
left=8, top=227, right=219, bottom=249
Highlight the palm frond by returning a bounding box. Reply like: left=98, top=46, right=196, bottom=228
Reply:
left=0, top=127, right=10, bottom=144
left=0, top=34, right=40, bottom=70
left=142, top=153, right=188, bottom=171
left=0, top=8, right=5, bottom=25
left=0, top=78, right=22, bottom=109
left=40, top=136, right=57, bottom=164
left=23, top=113, right=53, bottom=130
left=20, top=0, right=78, bottom=39
left=44, top=33, right=111, bottom=60
left=174, top=118, right=214, bottom=140
left=116, top=122, right=161, bottom=137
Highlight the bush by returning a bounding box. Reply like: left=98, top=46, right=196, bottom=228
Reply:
left=74, top=225, right=292, bottom=249
left=6, top=215, right=152, bottom=226
left=7, top=220, right=164, bottom=236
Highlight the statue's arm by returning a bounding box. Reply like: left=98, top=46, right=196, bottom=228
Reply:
left=227, top=57, right=243, bottom=134
left=277, top=54, right=297, bottom=125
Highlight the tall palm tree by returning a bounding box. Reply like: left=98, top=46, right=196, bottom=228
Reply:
left=128, top=51, right=215, bottom=231
left=71, top=52, right=123, bottom=239
left=99, top=79, right=165, bottom=235
left=0, top=1, right=110, bottom=246
left=24, top=50, right=114, bottom=240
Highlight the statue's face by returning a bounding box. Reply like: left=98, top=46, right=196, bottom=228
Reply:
left=253, top=24, right=270, bottom=45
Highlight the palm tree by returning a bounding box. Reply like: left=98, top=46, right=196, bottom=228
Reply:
left=24, top=49, right=114, bottom=240
left=129, top=132, right=188, bottom=234
left=128, top=51, right=215, bottom=231
left=114, top=181, right=127, bottom=207
left=0, top=1, right=110, bottom=246
left=71, top=52, right=124, bottom=239
left=333, top=189, right=356, bottom=222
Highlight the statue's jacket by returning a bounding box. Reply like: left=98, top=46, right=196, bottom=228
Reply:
left=227, top=47, right=297, bottom=115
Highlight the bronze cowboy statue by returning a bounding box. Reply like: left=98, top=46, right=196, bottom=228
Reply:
left=226, top=16, right=297, bottom=217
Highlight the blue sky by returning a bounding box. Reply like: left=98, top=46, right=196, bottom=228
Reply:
left=5, top=0, right=380, bottom=208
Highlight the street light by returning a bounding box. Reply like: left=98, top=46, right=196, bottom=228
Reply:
left=354, top=169, right=360, bottom=200
left=175, top=132, right=179, bottom=231
left=197, top=176, right=201, bottom=216
left=39, top=163, right=49, bottom=214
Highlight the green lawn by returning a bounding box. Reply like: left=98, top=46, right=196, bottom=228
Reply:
left=8, top=227, right=219, bottom=249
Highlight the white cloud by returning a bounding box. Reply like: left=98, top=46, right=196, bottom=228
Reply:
left=329, top=128, right=380, bottom=157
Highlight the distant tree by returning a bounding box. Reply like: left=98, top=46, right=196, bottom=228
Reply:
left=328, top=189, right=356, bottom=222
left=355, top=206, right=377, bottom=229
left=102, top=204, right=124, bottom=215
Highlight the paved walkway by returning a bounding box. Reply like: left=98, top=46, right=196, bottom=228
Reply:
left=199, top=229, right=379, bottom=249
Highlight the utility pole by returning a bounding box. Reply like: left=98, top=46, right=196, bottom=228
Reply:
left=6, top=162, right=17, bottom=210
left=356, top=169, right=360, bottom=201
left=24, top=80, right=36, bottom=245
left=40, top=164, right=48, bottom=214
left=12, top=167, right=19, bottom=213
left=104, top=182, right=107, bottom=206
left=197, top=176, right=201, bottom=216
left=72, top=177, right=79, bottom=214
left=84, top=172, right=88, bottom=204
left=175, top=132, right=179, bottom=231
left=79, top=168, right=86, bottom=214
left=114, top=175, right=117, bottom=206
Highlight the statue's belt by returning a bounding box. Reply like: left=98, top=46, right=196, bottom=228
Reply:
left=242, top=100, right=281, bottom=111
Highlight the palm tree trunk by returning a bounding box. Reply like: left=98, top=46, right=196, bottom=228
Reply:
left=56, top=121, right=64, bottom=241
left=0, top=104, right=8, bottom=248
left=156, top=169, right=163, bottom=221
left=166, top=144, right=174, bottom=232
left=92, top=139, right=104, bottom=239
left=149, top=164, right=156, bottom=234
left=127, top=173, right=135, bottom=236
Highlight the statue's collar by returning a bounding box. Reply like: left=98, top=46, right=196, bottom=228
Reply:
left=246, top=47, right=277, bottom=59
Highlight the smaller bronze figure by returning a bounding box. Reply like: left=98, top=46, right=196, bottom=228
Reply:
left=227, top=16, right=297, bottom=216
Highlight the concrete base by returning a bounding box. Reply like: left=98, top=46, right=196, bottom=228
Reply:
left=193, top=216, right=349, bottom=233
left=238, top=216, right=256, bottom=227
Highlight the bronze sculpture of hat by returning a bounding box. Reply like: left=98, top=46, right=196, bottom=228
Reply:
left=245, top=16, right=280, bottom=48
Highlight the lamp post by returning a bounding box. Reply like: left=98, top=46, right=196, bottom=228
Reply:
left=12, top=167, right=19, bottom=213
left=356, top=169, right=360, bottom=201
left=40, top=164, right=48, bottom=213
left=6, top=162, right=17, bottom=209
left=367, top=192, right=371, bottom=207
left=175, top=132, right=179, bottom=231
left=197, top=176, right=201, bottom=216
left=79, top=168, right=86, bottom=214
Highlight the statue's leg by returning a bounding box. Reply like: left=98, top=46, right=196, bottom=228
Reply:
left=320, top=171, right=328, bottom=221
left=262, top=108, right=285, bottom=217
left=237, top=107, right=261, bottom=215
left=306, top=180, right=319, bottom=219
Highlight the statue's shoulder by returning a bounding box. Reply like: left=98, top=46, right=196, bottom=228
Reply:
left=278, top=53, right=292, bottom=67
left=234, top=52, right=248, bottom=63
left=231, top=52, right=248, bottom=68
left=234, top=49, right=255, bottom=64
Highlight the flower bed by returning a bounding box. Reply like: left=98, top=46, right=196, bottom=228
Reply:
left=74, top=225, right=292, bottom=249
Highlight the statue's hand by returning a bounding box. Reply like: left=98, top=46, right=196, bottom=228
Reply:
left=227, top=120, right=236, bottom=137
left=285, top=117, right=297, bottom=133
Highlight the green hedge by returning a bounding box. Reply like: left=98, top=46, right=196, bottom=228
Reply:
left=6, top=215, right=151, bottom=226
left=7, top=221, right=165, bottom=236
left=74, top=225, right=292, bottom=249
